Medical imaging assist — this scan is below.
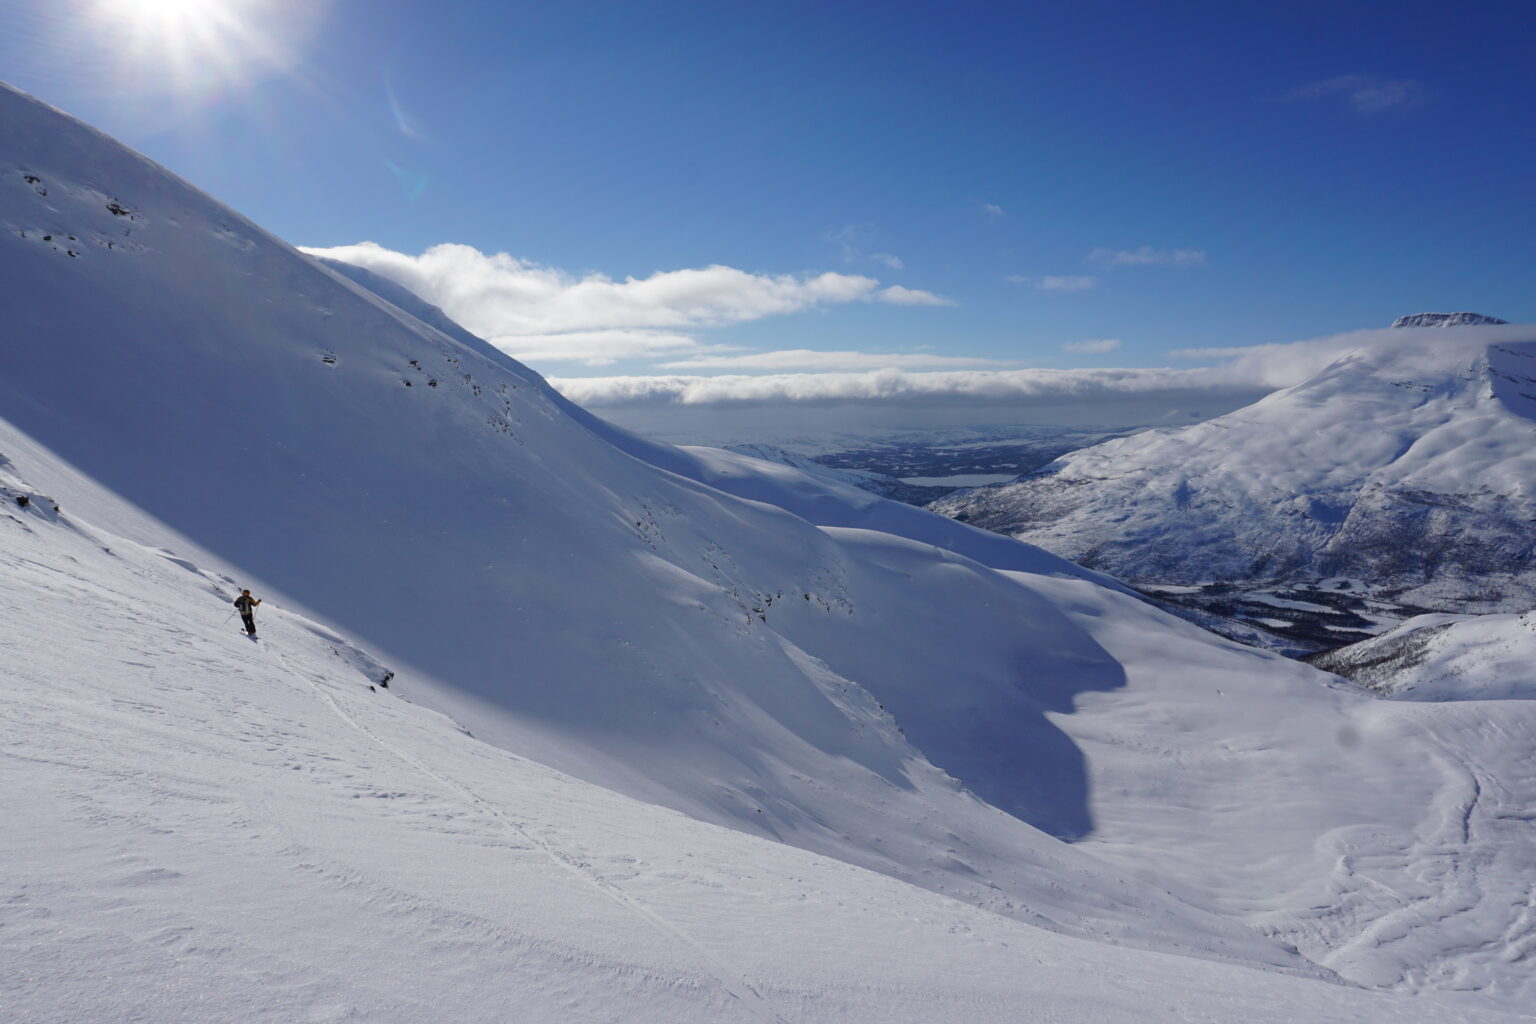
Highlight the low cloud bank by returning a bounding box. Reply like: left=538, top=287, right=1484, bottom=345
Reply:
left=554, top=324, right=1533, bottom=409
left=657, top=350, right=1006, bottom=371
left=552, top=366, right=1236, bottom=409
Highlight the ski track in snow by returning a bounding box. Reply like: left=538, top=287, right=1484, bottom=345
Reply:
left=1020, top=572, right=1536, bottom=1013
left=1308, top=722, right=1536, bottom=996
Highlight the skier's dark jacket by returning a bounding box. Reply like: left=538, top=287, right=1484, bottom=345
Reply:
left=234, top=594, right=259, bottom=613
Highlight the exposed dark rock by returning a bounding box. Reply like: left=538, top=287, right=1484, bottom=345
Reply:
left=1391, top=312, right=1508, bottom=328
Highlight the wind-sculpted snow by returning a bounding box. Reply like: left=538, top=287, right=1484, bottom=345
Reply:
left=7, top=82, right=1536, bottom=1017
left=935, top=325, right=1536, bottom=611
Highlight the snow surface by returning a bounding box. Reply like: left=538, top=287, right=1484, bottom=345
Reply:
left=1312, top=610, right=1536, bottom=700
left=934, top=322, right=1536, bottom=611
left=717, top=443, right=902, bottom=492
left=8, top=463, right=1524, bottom=1024
left=4, top=82, right=1536, bottom=1019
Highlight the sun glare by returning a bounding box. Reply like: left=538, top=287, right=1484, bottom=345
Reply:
left=79, top=0, right=324, bottom=99
left=124, top=0, right=209, bottom=22
left=98, top=0, right=237, bottom=37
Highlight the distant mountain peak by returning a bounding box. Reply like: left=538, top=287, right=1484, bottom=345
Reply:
left=1391, top=311, right=1508, bottom=328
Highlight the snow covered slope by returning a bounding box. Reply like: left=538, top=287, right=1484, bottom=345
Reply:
left=0, top=80, right=1283, bottom=965
left=1030, top=571, right=1536, bottom=1006
left=9, top=457, right=1522, bottom=1024
left=718, top=443, right=905, bottom=492
left=1310, top=610, right=1536, bottom=699
left=6, top=82, right=1536, bottom=1018
left=934, top=323, right=1536, bottom=610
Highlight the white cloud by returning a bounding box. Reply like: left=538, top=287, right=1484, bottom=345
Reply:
left=984, top=204, right=1005, bottom=218
left=497, top=331, right=732, bottom=367
left=549, top=324, right=1532, bottom=424
left=878, top=285, right=953, bottom=306
left=1088, top=246, right=1206, bottom=268
left=1061, top=338, right=1122, bottom=354
left=1008, top=274, right=1098, bottom=292
left=829, top=225, right=904, bottom=271
left=1289, top=74, right=1423, bottom=114
left=1166, top=333, right=1401, bottom=388
left=303, top=241, right=949, bottom=365
left=551, top=366, right=1241, bottom=409
left=829, top=224, right=867, bottom=263
left=1041, top=275, right=1098, bottom=291
left=657, top=350, right=1008, bottom=372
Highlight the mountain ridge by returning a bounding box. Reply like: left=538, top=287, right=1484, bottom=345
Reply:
left=933, top=322, right=1536, bottom=615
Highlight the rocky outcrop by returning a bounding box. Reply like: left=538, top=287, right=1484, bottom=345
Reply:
left=1391, top=312, right=1508, bottom=328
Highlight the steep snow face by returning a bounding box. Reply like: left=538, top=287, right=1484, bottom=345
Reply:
left=1310, top=611, right=1536, bottom=700
left=934, top=325, right=1536, bottom=609
left=1392, top=312, right=1509, bottom=328
left=0, top=82, right=1290, bottom=964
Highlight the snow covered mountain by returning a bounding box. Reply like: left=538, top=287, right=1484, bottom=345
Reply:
left=5, top=82, right=1536, bottom=1019
left=934, top=321, right=1536, bottom=615
left=1310, top=610, right=1536, bottom=700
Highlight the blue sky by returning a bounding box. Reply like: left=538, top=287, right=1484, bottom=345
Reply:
left=4, top=0, right=1534, bottom=417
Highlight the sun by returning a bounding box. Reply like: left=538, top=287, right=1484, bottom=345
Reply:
left=123, top=0, right=209, bottom=19
left=83, top=0, right=322, bottom=98
left=98, top=0, right=236, bottom=35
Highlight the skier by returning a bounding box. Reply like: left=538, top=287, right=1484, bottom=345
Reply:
left=234, top=589, right=261, bottom=636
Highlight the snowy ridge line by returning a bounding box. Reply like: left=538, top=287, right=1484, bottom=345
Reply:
left=256, top=634, right=790, bottom=1024
left=931, top=323, right=1536, bottom=621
